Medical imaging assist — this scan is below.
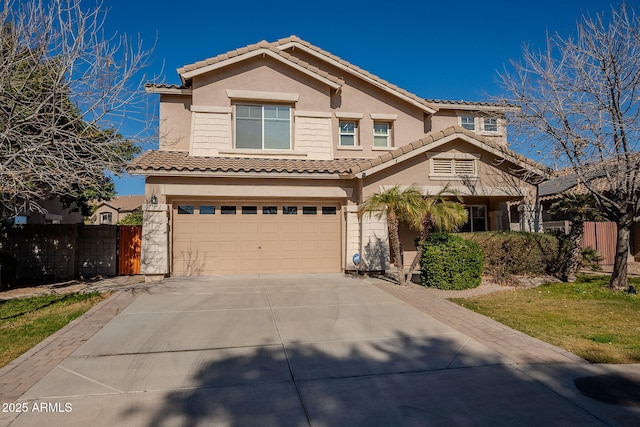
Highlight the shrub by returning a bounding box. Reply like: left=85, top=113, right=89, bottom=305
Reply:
left=420, top=232, right=483, bottom=290
left=461, top=232, right=560, bottom=281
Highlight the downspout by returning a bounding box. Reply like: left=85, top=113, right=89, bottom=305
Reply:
left=358, top=173, right=365, bottom=271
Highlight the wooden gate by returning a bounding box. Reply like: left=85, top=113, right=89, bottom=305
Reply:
left=118, top=225, right=142, bottom=275
left=583, top=222, right=616, bottom=265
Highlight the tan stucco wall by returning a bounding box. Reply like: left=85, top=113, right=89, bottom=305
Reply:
left=92, top=206, right=119, bottom=224
left=159, top=95, right=192, bottom=151
left=361, top=139, right=535, bottom=200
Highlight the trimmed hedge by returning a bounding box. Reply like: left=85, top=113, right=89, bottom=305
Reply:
left=420, top=232, right=484, bottom=290
left=461, top=231, right=560, bottom=280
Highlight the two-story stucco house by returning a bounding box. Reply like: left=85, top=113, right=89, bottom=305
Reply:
left=128, top=36, right=548, bottom=280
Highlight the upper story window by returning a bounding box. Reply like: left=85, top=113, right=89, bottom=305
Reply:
left=373, top=122, right=391, bottom=147
left=100, top=212, right=113, bottom=224
left=339, top=121, right=357, bottom=146
left=483, top=118, right=498, bottom=132
left=460, top=116, right=475, bottom=131
left=235, top=104, right=291, bottom=150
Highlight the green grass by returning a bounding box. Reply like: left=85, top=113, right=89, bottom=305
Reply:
left=0, top=293, right=107, bottom=368
left=450, top=275, right=640, bottom=363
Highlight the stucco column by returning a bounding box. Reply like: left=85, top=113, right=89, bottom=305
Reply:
left=141, top=203, right=170, bottom=281
left=345, top=205, right=360, bottom=270
left=360, top=211, right=390, bottom=271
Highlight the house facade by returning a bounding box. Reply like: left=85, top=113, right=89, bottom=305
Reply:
left=89, top=195, right=145, bottom=225
left=129, top=36, right=547, bottom=280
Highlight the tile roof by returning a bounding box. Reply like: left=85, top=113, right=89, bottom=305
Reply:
left=127, top=151, right=363, bottom=175
left=176, top=39, right=344, bottom=88
left=271, top=36, right=437, bottom=113
left=96, top=195, right=145, bottom=211
left=425, top=99, right=519, bottom=109
left=351, top=126, right=549, bottom=177
left=128, top=126, right=549, bottom=180
left=145, top=83, right=188, bottom=90
left=171, top=36, right=435, bottom=113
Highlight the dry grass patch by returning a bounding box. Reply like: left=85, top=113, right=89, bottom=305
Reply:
left=450, top=275, right=640, bottom=363
left=0, top=293, right=107, bottom=368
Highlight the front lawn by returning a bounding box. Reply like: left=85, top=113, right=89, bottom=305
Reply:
left=450, top=275, right=640, bottom=363
left=0, top=293, right=107, bottom=368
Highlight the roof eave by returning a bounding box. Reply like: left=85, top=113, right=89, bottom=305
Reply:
left=145, top=86, right=193, bottom=95
left=352, top=128, right=549, bottom=181
left=178, top=48, right=343, bottom=90
left=276, top=41, right=438, bottom=115
left=125, top=169, right=347, bottom=179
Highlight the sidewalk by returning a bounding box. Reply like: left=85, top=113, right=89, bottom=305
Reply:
left=368, top=277, right=585, bottom=365
left=0, top=290, right=139, bottom=400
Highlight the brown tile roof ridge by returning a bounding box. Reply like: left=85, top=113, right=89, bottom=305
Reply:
left=127, top=151, right=364, bottom=175
left=97, top=195, right=145, bottom=211
left=271, top=36, right=438, bottom=112
left=145, top=83, right=188, bottom=90
left=425, top=98, right=519, bottom=109
left=176, top=39, right=344, bottom=87
left=351, top=126, right=550, bottom=176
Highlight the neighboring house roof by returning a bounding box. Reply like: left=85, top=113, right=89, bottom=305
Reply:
left=128, top=126, right=549, bottom=181
left=95, top=195, right=145, bottom=212
left=538, top=154, right=640, bottom=200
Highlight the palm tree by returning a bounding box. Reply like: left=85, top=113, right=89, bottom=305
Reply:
left=550, top=192, right=606, bottom=281
left=358, top=185, right=424, bottom=284
left=405, top=187, right=468, bottom=282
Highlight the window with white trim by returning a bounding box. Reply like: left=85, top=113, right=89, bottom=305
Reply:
left=460, top=116, right=475, bottom=131
left=235, top=104, right=291, bottom=149
left=100, top=212, right=113, bottom=224
left=431, top=158, right=477, bottom=177
left=339, top=121, right=357, bottom=146
left=483, top=118, right=498, bottom=132
left=373, top=122, right=391, bottom=147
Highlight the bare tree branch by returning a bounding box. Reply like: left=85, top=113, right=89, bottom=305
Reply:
left=499, top=3, right=640, bottom=289
left=0, top=0, right=153, bottom=220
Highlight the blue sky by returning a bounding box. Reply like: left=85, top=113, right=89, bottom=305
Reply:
left=104, top=0, right=619, bottom=195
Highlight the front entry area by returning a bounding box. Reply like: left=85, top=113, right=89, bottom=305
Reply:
left=171, top=200, right=342, bottom=275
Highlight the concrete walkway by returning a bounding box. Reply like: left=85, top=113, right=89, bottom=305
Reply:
left=0, top=273, right=638, bottom=426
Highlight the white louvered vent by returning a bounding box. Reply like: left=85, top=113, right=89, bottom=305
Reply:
left=454, top=159, right=476, bottom=176
left=432, top=158, right=453, bottom=175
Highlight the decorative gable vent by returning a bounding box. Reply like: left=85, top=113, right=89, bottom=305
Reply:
left=430, top=158, right=477, bottom=177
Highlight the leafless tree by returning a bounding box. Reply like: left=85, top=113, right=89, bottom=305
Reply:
left=500, top=3, right=640, bottom=289
left=0, top=0, right=152, bottom=222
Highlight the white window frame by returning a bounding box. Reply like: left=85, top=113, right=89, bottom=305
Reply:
left=373, top=121, right=391, bottom=147
left=482, top=117, right=498, bottom=133
left=100, top=212, right=113, bottom=224
left=234, top=103, right=292, bottom=150
left=339, top=120, right=358, bottom=146
left=460, top=116, right=476, bottom=131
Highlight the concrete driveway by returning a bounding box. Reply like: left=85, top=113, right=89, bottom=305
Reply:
left=2, top=273, right=639, bottom=426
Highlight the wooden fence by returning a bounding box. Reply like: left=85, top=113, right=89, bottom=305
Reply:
left=1, top=224, right=142, bottom=287
left=583, top=222, right=616, bottom=265
left=118, top=225, right=142, bottom=275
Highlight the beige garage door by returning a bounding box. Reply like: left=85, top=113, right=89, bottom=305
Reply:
left=172, top=201, right=342, bottom=275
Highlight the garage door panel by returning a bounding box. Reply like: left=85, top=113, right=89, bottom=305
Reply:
left=173, top=202, right=341, bottom=275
